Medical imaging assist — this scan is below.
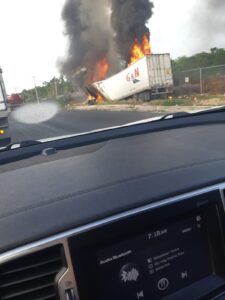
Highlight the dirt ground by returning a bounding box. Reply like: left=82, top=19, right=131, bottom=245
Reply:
left=66, top=95, right=225, bottom=113
left=66, top=104, right=211, bottom=113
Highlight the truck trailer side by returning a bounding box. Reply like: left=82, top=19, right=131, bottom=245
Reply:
left=89, top=54, right=174, bottom=101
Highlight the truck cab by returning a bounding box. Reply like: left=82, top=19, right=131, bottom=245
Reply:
left=0, top=68, right=11, bottom=147
left=7, top=93, right=24, bottom=109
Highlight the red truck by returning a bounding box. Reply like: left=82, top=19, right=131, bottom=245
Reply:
left=7, top=93, right=24, bottom=109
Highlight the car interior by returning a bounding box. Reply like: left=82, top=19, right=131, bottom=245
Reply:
left=1, top=110, right=225, bottom=300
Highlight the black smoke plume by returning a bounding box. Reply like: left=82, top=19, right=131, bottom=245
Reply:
left=59, top=0, right=112, bottom=88
left=111, top=0, right=154, bottom=63
left=59, top=0, right=154, bottom=88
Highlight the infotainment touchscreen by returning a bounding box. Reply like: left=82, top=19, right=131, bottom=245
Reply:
left=93, top=212, right=212, bottom=300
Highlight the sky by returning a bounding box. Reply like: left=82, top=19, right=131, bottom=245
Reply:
left=0, top=0, right=224, bottom=94
left=0, top=0, right=67, bottom=93
left=150, top=0, right=195, bottom=55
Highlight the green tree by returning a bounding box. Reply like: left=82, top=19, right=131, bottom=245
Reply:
left=21, top=76, right=74, bottom=102
left=172, top=48, right=225, bottom=71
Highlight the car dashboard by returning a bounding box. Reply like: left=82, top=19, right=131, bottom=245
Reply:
left=1, top=120, right=225, bottom=299
left=1, top=185, right=225, bottom=300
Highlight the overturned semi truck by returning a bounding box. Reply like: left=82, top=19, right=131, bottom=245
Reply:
left=87, top=54, right=174, bottom=102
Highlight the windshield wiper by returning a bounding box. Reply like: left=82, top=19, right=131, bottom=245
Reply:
left=2, top=107, right=225, bottom=152
left=159, top=106, right=225, bottom=121
left=1, top=140, right=42, bottom=151
left=1, top=107, right=225, bottom=165
left=160, top=111, right=191, bottom=120
left=196, top=105, right=225, bottom=115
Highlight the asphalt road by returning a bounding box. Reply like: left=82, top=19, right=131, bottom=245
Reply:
left=9, top=110, right=159, bottom=144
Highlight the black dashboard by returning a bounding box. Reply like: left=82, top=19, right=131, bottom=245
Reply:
left=1, top=116, right=225, bottom=299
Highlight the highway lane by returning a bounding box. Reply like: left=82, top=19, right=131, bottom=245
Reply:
left=9, top=110, right=159, bottom=143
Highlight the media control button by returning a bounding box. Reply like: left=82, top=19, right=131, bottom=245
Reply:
left=136, top=290, right=144, bottom=299
left=157, top=278, right=169, bottom=291
left=119, top=263, right=139, bottom=283
left=181, top=271, right=188, bottom=279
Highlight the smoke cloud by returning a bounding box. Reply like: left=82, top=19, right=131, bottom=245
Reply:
left=59, top=0, right=113, bottom=88
left=190, top=0, right=225, bottom=52
left=111, top=0, right=154, bottom=62
left=59, top=0, right=154, bottom=89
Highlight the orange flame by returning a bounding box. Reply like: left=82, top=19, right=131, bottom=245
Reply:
left=87, top=93, right=103, bottom=104
left=90, top=57, right=109, bottom=103
left=87, top=94, right=95, bottom=101
left=96, top=93, right=104, bottom=103
left=95, top=58, right=109, bottom=81
left=129, top=34, right=151, bottom=65
left=86, top=57, right=109, bottom=103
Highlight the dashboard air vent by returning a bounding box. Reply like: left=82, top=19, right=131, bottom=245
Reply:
left=0, top=245, right=65, bottom=300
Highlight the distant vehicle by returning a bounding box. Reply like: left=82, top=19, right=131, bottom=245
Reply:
left=87, top=54, right=174, bottom=102
left=7, top=93, right=24, bottom=109
left=0, top=68, right=10, bottom=147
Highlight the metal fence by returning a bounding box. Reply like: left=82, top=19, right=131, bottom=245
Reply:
left=173, top=64, right=225, bottom=95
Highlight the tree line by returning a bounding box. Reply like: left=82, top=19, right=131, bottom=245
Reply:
left=21, top=76, right=73, bottom=102
left=172, top=48, right=225, bottom=72
left=172, top=48, right=225, bottom=94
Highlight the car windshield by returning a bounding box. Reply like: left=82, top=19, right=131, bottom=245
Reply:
left=0, top=0, right=224, bottom=147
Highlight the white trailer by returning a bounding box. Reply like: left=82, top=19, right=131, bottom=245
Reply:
left=0, top=68, right=11, bottom=147
left=89, top=54, right=173, bottom=101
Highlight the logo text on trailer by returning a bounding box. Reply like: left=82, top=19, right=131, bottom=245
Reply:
left=126, top=68, right=140, bottom=84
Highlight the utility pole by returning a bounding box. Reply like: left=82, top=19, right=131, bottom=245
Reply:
left=32, top=76, right=40, bottom=104
left=54, top=78, right=58, bottom=98
left=199, top=68, right=203, bottom=94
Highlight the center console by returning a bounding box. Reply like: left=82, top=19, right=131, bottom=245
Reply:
left=69, top=190, right=225, bottom=300
left=95, top=210, right=213, bottom=299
